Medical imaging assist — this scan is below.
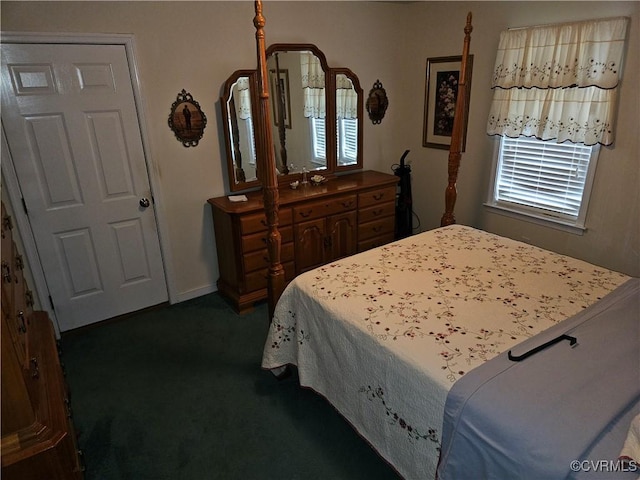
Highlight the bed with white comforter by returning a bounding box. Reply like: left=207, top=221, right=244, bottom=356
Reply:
left=261, top=225, right=632, bottom=479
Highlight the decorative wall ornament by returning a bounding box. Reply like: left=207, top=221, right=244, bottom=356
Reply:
left=366, top=79, right=388, bottom=124
left=168, top=89, right=207, bottom=147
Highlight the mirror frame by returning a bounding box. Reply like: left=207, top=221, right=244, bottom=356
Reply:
left=221, top=43, right=364, bottom=192
left=221, top=70, right=261, bottom=192
left=333, top=67, right=364, bottom=174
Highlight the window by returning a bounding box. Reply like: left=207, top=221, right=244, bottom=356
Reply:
left=484, top=18, right=627, bottom=234
left=487, top=136, right=599, bottom=232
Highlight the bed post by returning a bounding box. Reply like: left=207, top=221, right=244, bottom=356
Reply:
left=440, top=12, right=473, bottom=227
left=254, top=0, right=285, bottom=320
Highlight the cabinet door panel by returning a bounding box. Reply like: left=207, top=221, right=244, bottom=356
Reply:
left=327, top=212, right=357, bottom=261
left=294, top=218, right=326, bottom=274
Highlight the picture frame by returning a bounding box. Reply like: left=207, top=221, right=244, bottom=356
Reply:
left=168, top=89, right=207, bottom=147
left=422, top=55, right=473, bottom=150
left=269, top=68, right=291, bottom=129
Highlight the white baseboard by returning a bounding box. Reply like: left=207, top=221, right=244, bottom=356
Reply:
left=174, top=284, right=218, bottom=304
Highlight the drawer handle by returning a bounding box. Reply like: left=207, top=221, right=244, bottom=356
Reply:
left=373, top=208, right=384, bottom=216
left=15, top=254, right=24, bottom=271
left=260, top=219, right=267, bottom=227
left=341, top=201, right=354, bottom=208
left=299, top=210, right=312, bottom=218
left=18, top=311, right=26, bottom=333
left=2, top=261, right=11, bottom=283
left=30, top=357, right=39, bottom=379
left=373, top=226, right=383, bottom=233
left=373, top=193, right=385, bottom=201
left=2, top=214, right=13, bottom=233
left=25, top=289, right=34, bottom=307
left=77, top=450, right=86, bottom=472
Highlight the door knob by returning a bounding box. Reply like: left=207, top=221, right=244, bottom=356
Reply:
left=139, top=197, right=150, bottom=208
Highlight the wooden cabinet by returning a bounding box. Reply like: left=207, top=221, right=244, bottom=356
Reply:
left=292, top=193, right=358, bottom=273
left=1, top=202, right=84, bottom=480
left=208, top=170, right=398, bottom=313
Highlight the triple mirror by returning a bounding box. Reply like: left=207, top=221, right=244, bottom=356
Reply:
left=221, top=44, right=363, bottom=192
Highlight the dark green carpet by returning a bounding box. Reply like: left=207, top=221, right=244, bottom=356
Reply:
left=60, top=293, right=401, bottom=480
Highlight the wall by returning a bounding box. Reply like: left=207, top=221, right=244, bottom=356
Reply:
left=2, top=1, right=638, bottom=308
left=396, top=1, right=639, bottom=277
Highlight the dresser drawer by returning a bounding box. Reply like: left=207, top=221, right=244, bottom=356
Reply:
left=240, top=208, right=292, bottom=235
left=358, top=232, right=395, bottom=252
left=243, top=242, right=294, bottom=273
left=358, top=186, right=396, bottom=208
left=242, top=226, right=293, bottom=253
left=293, top=194, right=357, bottom=223
left=245, top=261, right=296, bottom=293
left=358, top=202, right=395, bottom=224
left=358, top=216, right=395, bottom=241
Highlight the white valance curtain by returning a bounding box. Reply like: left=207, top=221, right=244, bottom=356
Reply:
left=300, top=52, right=326, bottom=118
left=486, top=17, right=629, bottom=145
left=336, top=74, right=358, bottom=120
left=234, top=77, right=252, bottom=120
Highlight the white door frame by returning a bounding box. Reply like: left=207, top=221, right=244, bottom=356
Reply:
left=1, top=32, right=177, bottom=335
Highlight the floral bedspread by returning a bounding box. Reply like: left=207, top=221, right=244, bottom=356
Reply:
left=261, top=225, right=629, bottom=479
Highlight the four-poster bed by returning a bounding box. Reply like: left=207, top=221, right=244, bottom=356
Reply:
left=253, top=0, right=285, bottom=319
left=254, top=5, right=473, bottom=313
left=251, top=2, right=639, bottom=479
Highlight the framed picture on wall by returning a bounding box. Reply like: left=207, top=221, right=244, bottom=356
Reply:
left=423, top=55, right=473, bottom=150
left=269, top=68, right=291, bottom=129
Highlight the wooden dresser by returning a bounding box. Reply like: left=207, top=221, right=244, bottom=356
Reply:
left=208, top=170, right=398, bottom=313
left=1, top=202, right=84, bottom=480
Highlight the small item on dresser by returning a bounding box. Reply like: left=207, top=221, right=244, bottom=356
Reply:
left=310, top=175, right=326, bottom=185
left=228, top=195, right=248, bottom=202
left=290, top=181, right=300, bottom=190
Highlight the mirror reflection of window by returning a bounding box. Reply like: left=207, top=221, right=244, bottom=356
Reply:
left=336, top=74, right=358, bottom=166
left=310, top=117, right=326, bottom=166
left=246, top=117, right=257, bottom=166
left=338, top=117, right=358, bottom=165
left=229, top=77, right=258, bottom=183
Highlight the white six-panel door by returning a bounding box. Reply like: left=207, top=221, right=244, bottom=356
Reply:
left=1, top=42, right=168, bottom=331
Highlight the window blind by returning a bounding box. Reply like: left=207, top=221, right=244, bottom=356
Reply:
left=339, top=118, right=357, bottom=162
left=311, top=117, right=326, bottom=161
left=495, top=137, right=593, bottom=218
